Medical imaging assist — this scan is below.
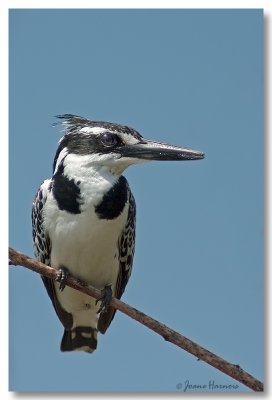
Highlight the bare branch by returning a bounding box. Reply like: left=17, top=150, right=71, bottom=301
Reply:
left=9, top=247, right=263, bottom=392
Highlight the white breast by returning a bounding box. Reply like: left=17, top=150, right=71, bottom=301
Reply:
left=44, top=194, right=128, bottom=289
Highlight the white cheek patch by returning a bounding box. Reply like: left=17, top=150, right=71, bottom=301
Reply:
left=62, top=152, right=121, bottom=178
left=79, top=127, right=107, bottom=135
left=64, top=153, right=99, bottom=173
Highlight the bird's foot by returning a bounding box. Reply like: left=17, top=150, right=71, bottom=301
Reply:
left=96, top=284, right=112, bottom=314
left=56, top=266, right=70, bottom=292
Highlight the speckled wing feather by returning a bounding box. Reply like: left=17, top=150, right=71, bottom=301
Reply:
left=98, top=188, right=136, bottom=333
left=32, top=183, right=73, bottom=329
left=32, top=186, right=51, bottom=265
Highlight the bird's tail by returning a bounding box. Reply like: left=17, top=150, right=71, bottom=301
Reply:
left=61, top=326, right=98, bottom=353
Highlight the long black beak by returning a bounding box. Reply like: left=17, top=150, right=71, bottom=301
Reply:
left=119, top=139, right=205, bottom=161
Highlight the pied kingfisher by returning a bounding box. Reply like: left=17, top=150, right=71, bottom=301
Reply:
left=32, top=114, right=204, bottom=353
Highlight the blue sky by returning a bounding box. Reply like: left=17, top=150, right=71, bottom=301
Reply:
left=9, top=9, right=263, bottom=393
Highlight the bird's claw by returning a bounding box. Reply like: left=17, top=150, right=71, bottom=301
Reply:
left=96, top=284, right=112, bottom=314
left=56, top=266, right=70, bottom=291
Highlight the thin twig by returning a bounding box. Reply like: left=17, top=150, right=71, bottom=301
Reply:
left=9, top=247, right=263, bottom=392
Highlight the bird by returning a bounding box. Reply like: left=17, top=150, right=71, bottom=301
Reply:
left=32, top=114, right=204, bottom=353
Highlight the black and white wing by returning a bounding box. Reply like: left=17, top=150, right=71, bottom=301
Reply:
left=32, top=181, right=73, bottom=329
left=98, top=187, right=136, bottom=333
left=117, top=189, right=136, bottom=297
left=32, top=182, right=51, bottom=265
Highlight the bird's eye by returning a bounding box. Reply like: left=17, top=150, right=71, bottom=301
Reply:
left=100, top=132, right=119, bottom=147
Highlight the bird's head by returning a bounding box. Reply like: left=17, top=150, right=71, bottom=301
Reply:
left=53, top=114, right=204, bottom=176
